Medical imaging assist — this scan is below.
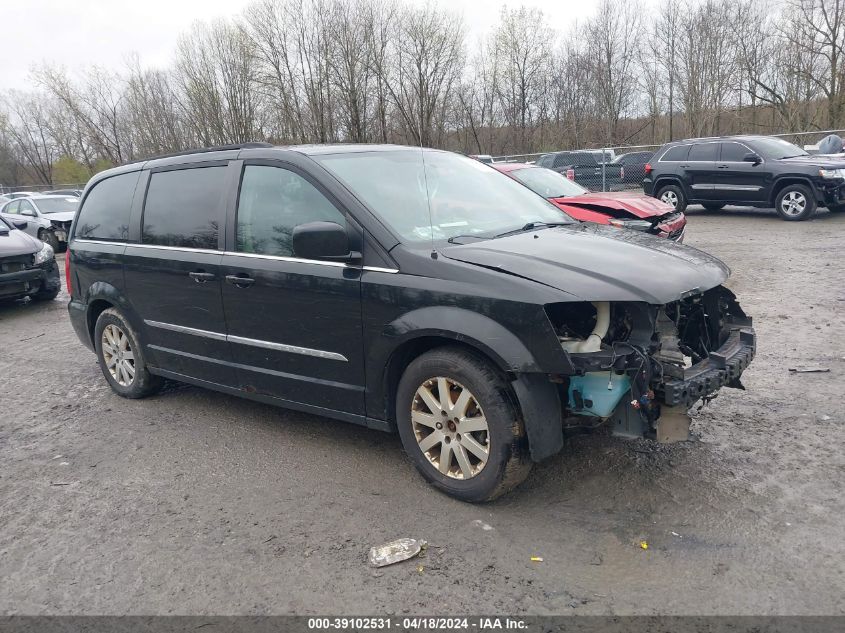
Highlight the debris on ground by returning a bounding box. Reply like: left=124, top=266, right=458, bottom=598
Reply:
left=368, top=538, right=427, bottom=567
left=639, top=541, right=649, bottom=550
left=788, top=366, right=830, bottom=373
left=530, top=556, right=544, bottom=562
left=671, top=531, right=682, bottom=538
left=471, top=520, right=494, bottom=531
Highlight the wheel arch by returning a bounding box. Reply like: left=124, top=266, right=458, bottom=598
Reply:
left=83, top=282, right=147, bottom=351
left=653, top=176, right=685, bottom=197
left=375, top=307, right=565, bottom=463
left=769, top=177, right=816, bottom=205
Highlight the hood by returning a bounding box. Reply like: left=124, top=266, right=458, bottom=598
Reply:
left=43, top=211, right=76, bottom=223
left=777, top=155, right=845, bottom=168
left=0, top=225, right=41, bottom=257
left=440, top=223, right=729, bottom=304
left=551, top=191, right=673, bottom=219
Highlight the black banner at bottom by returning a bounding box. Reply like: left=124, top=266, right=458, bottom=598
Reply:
left=0, top=616, right=842, bottom=633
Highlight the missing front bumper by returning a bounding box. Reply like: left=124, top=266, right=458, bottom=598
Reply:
left=657, top=327, right=756, bottom=407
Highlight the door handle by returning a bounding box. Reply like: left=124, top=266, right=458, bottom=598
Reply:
left=225, top=274, right=255, bottom=288
left=189, top=271, right=215, bottom=283
left=680, top=164, right=689, bottom=169
left=717, top=164, right=729, bottom=169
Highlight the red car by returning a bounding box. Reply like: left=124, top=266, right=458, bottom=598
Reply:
left=493, top=163, right=686, bottom=241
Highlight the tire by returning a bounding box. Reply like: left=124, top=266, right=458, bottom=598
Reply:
left=94, top=308, right=162, bottom=399
left=395, top=347, right=532, bottom=502
left=702, top=202, right=725, bottom=211
left=38, top=229, right=59, bottom=251
left=775, top=184, right=816, bottom=221
left=656, top=184, right=687, bottom=213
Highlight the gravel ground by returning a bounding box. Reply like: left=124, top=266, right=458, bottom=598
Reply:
left=1, top=205, right=843, bottom=616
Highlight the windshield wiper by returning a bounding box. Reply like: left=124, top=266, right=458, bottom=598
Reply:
left=447, top=234, right=492, bottom=244
left=494, top=221, right=570, bottom=239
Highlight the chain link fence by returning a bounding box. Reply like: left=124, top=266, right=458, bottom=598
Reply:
left=492, top=129, right=845, bottom=192
left=0, top=183, right=86, bottom=196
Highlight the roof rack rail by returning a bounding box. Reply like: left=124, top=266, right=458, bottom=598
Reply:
left=137, top=142, right=275, bottom=163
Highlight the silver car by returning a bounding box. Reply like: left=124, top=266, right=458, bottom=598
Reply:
left=0, top=195, right=78, bottom=251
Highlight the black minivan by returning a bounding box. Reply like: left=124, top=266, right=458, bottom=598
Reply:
left=67, top=143, right=756, bottom=501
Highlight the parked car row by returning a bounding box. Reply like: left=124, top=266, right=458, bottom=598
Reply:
left=521, top=133, right=845, bottom=221
left=0, top=195, right=78, bottom=251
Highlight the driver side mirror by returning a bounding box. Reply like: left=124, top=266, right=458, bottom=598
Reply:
left=292, top=221, right=361, bottom=263
left=743, top=152, right=762, bottom=165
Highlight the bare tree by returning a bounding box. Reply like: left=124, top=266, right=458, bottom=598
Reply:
left=585, top=0, right=643, bottom=145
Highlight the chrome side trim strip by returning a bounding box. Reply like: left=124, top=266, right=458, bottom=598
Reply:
left=71, top=239, right=126, bottom=247
left=712, top=184, right=763, bottom=191
left=228, top=335, right=348, bottom=362
left=126, top=242, right=221, bottom=255
left=223, top=250, right=347, bottom=267
left=144, top=319, right=348, bottom=362
left=73, top=239, right=398, bottom=272
left=144, top=319, right=227, bottom=341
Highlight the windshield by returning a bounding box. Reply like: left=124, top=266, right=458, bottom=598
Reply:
left=316, top=150, right=572, bottom=244
left=35, top=197, right=78, bottom=214
left=509, top=167, right=588, bottom=198
left=752, top=138, right=808, bottom=160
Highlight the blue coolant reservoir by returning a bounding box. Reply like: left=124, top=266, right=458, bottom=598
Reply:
left=568, top=372, right=631, bottom=418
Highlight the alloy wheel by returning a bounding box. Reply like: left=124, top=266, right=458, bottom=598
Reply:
left=781, top=191, right=806, bottom=217
left=411, top=377, right=490, bottom=480
left=101, top=324, right=135, bottom=387
left=660, top=190, right=678, bottom=208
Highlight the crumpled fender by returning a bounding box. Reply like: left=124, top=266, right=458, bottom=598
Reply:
left=381, top=306, right=565, bottom=462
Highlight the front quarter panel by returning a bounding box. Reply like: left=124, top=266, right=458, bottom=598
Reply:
left=361, top=259, right=573, bottom=425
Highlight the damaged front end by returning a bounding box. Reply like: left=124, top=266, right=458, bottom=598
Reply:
left=545, top=286, right=755, bottom=441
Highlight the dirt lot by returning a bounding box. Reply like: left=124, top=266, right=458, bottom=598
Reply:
left=1, top=205, right=844, bottom=616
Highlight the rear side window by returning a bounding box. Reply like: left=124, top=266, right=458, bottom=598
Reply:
left=689, top=143, right=718, bottom=161
left=76, top=172, right=140, bottom=240
left=661, top=145, right=690, bottom=162
left=552, top=153, right=573, bottom=168
left=142, top=166, right=227, bottom=249
left=574, top=154, right=597, bottom=166
left=236, top=165, right=346, bottom=258
left=720, top=142, right=748, bottom=162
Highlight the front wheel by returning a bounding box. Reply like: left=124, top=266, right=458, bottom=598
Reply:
left=396, top=347, right=532, bottom=502
left=775, top=184, right=816, bottom=221
left=656, top=184, right=687, bottom=213
left=38, top=229, right=59, bottom=251
left=94, top=308, right=163, bottom=399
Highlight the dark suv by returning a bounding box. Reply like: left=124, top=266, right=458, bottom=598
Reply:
left=643, top=135, right=845, bottom=221
left=66, top=143, right=755, bottom=502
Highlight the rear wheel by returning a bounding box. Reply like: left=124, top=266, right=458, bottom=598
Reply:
left=702, top=202, right=725, bottom=211
left=775, top=184, right=816, bottom=221
left=396, top=347, right=532, bottom=502
left=656, top=184, right=687, bottom=213
left=94, top=308, right=162, bottom=398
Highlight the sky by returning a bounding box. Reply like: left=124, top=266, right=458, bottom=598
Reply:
left=0, top=0, right=600, bottom=91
